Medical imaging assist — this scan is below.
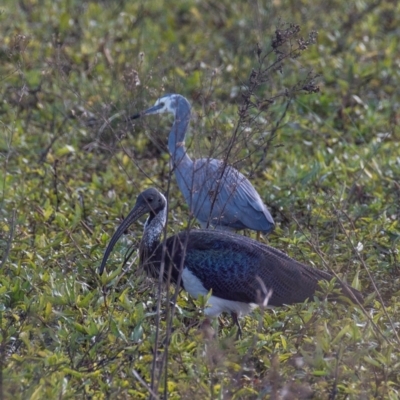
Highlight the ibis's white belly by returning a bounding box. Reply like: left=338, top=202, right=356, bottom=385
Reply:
left=181, top=268, right=257, bottom=317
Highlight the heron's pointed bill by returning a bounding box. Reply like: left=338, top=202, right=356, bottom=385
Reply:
left=129, top=103, right=164, bottom=120
left=98, top=203, right=149, bottom=275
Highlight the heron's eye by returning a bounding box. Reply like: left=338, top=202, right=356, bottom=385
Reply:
left=159, top=102, right=165, bottom=107
left=148, top=197, right=153, bottom=202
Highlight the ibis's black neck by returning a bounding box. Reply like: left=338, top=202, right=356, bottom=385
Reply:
left=140, top=205, right=167, bottom=264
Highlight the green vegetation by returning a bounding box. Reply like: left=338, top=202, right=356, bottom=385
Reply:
left=1, top=0, right=399, bottom=398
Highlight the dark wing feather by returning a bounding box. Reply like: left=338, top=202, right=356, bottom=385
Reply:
left=164, top=230, right=362, bottom=306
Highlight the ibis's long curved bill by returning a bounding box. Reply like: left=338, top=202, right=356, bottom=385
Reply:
left=129, top=103, right=164, bottom=120
left=98, top=203, right=149, bottom=275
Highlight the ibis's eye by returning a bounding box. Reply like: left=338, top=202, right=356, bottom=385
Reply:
left=147, top=197, right=153, bottom=202
left=159, top=102, right=165, bottom=107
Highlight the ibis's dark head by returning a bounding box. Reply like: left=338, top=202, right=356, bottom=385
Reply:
left=130, top=94, right=187, bottom=120
left=98, top=188, right=166, bottom=275
left=135, top=187, right=167, bottom=216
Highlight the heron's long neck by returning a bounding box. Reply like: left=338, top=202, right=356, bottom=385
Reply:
left=167, top=98, right=195, bottom=206
left=168, top=102, right=191, bottom=167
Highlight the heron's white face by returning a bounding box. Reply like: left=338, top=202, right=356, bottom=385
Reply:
left=145, top=95, right=177, bottom=115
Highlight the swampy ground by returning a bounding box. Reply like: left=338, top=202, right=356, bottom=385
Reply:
left=1, top=1, right=400, bottom=398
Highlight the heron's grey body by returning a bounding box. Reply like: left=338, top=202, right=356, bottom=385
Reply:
left=131, top=94, right=274, bottom=234
left=99, top=188, right=363, bottom=331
